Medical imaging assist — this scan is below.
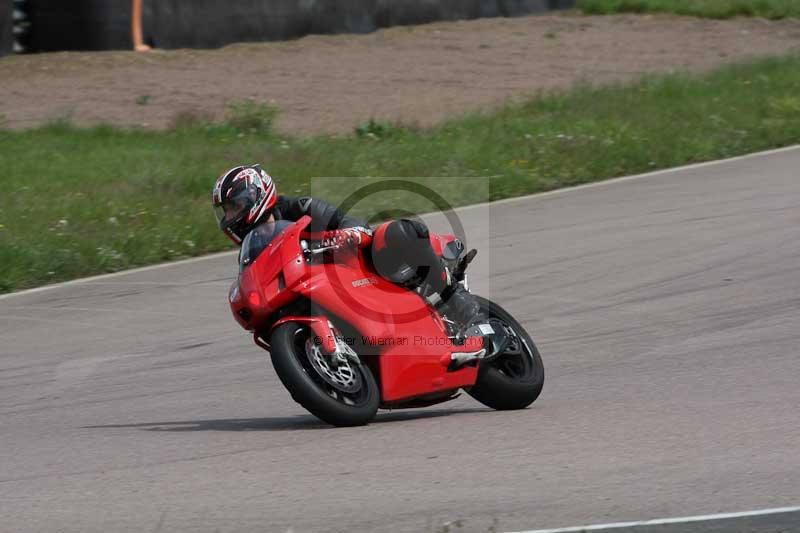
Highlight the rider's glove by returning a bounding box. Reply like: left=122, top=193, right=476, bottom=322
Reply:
left=319, top=227, right=373, bottom=249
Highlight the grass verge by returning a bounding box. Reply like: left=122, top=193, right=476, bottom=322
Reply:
left=2, top=55, right=800, bottom=293
left=577, top=0, right=800, bottom=19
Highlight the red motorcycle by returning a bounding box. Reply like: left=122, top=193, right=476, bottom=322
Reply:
left=228, top=215, right=544, bottom=426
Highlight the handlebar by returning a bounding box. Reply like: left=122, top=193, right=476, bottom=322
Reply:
left=300, top=239, right=343, bottom=255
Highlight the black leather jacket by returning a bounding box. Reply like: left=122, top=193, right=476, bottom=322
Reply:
left=272, top=195, right=367, bottom=232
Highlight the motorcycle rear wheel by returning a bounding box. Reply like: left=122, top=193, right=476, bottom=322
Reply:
left=270, top=322, right=379, bottom=426
left=467, top=296, right=544, bottom=410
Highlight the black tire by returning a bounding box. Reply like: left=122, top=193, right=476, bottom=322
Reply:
left=467, top=296, right=544, bottom=410
left=269, top=322, right=379, bottom=427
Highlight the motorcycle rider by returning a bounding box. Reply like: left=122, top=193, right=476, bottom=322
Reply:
left=212, top=164, right=481, bottom=330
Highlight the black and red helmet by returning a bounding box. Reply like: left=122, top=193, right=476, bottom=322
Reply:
left=212, top=165, right=278, bottom=244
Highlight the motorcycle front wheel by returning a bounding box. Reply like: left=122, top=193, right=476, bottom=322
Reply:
left=269, top=322, right=379, bottom=426
left=467, top=296, right=544, bottom=410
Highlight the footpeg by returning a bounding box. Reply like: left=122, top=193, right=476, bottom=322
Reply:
left=447, top=336, right=486, bottom=370
left=449, top=349, right=486, bottom=370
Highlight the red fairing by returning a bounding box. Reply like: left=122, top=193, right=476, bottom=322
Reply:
left=229, top=216, right=479, bottom=403
left=297, top=262, right=478, bottom=401
left=229, top=218, right=309, bottom=331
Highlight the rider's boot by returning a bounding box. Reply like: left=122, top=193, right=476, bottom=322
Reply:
left=427, top=253, right=512, bottom=365
left=437, top=282, right=501, bottom=370
left=437, top=283, right=483, bottom=332
left=420, top=259, right=484, bottom=335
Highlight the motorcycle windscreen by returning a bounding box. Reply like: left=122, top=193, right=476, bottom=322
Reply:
left=239, top=220, right=294, bottom=271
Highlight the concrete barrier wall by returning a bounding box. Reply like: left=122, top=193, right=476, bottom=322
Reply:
left=0, top=0, right=13, bottom=56
left=26, top=0, right=132, bottom=51
left=25, top=0, right=575, bottom=52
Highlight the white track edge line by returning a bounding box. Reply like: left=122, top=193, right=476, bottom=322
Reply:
left=0, top=250, right=238, bottom=301
left=456, top=143, right=800, bottom=215
left=506, top=505, right=800, bottom=533
left=2, top=143, right=798, bottom=302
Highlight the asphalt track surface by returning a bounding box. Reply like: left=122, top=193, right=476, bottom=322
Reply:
left=2, top=148, right=799, bottom=533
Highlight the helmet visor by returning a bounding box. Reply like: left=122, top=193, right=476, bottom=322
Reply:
left=213, top=183, right=258, bottom=230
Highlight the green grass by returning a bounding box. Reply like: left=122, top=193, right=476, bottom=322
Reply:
left=2, top=55, right=800, bottom=293
left=578, top=0, right=800, bottom=19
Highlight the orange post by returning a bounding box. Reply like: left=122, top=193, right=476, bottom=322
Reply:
left=132, top=0, right=151, bottom=52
